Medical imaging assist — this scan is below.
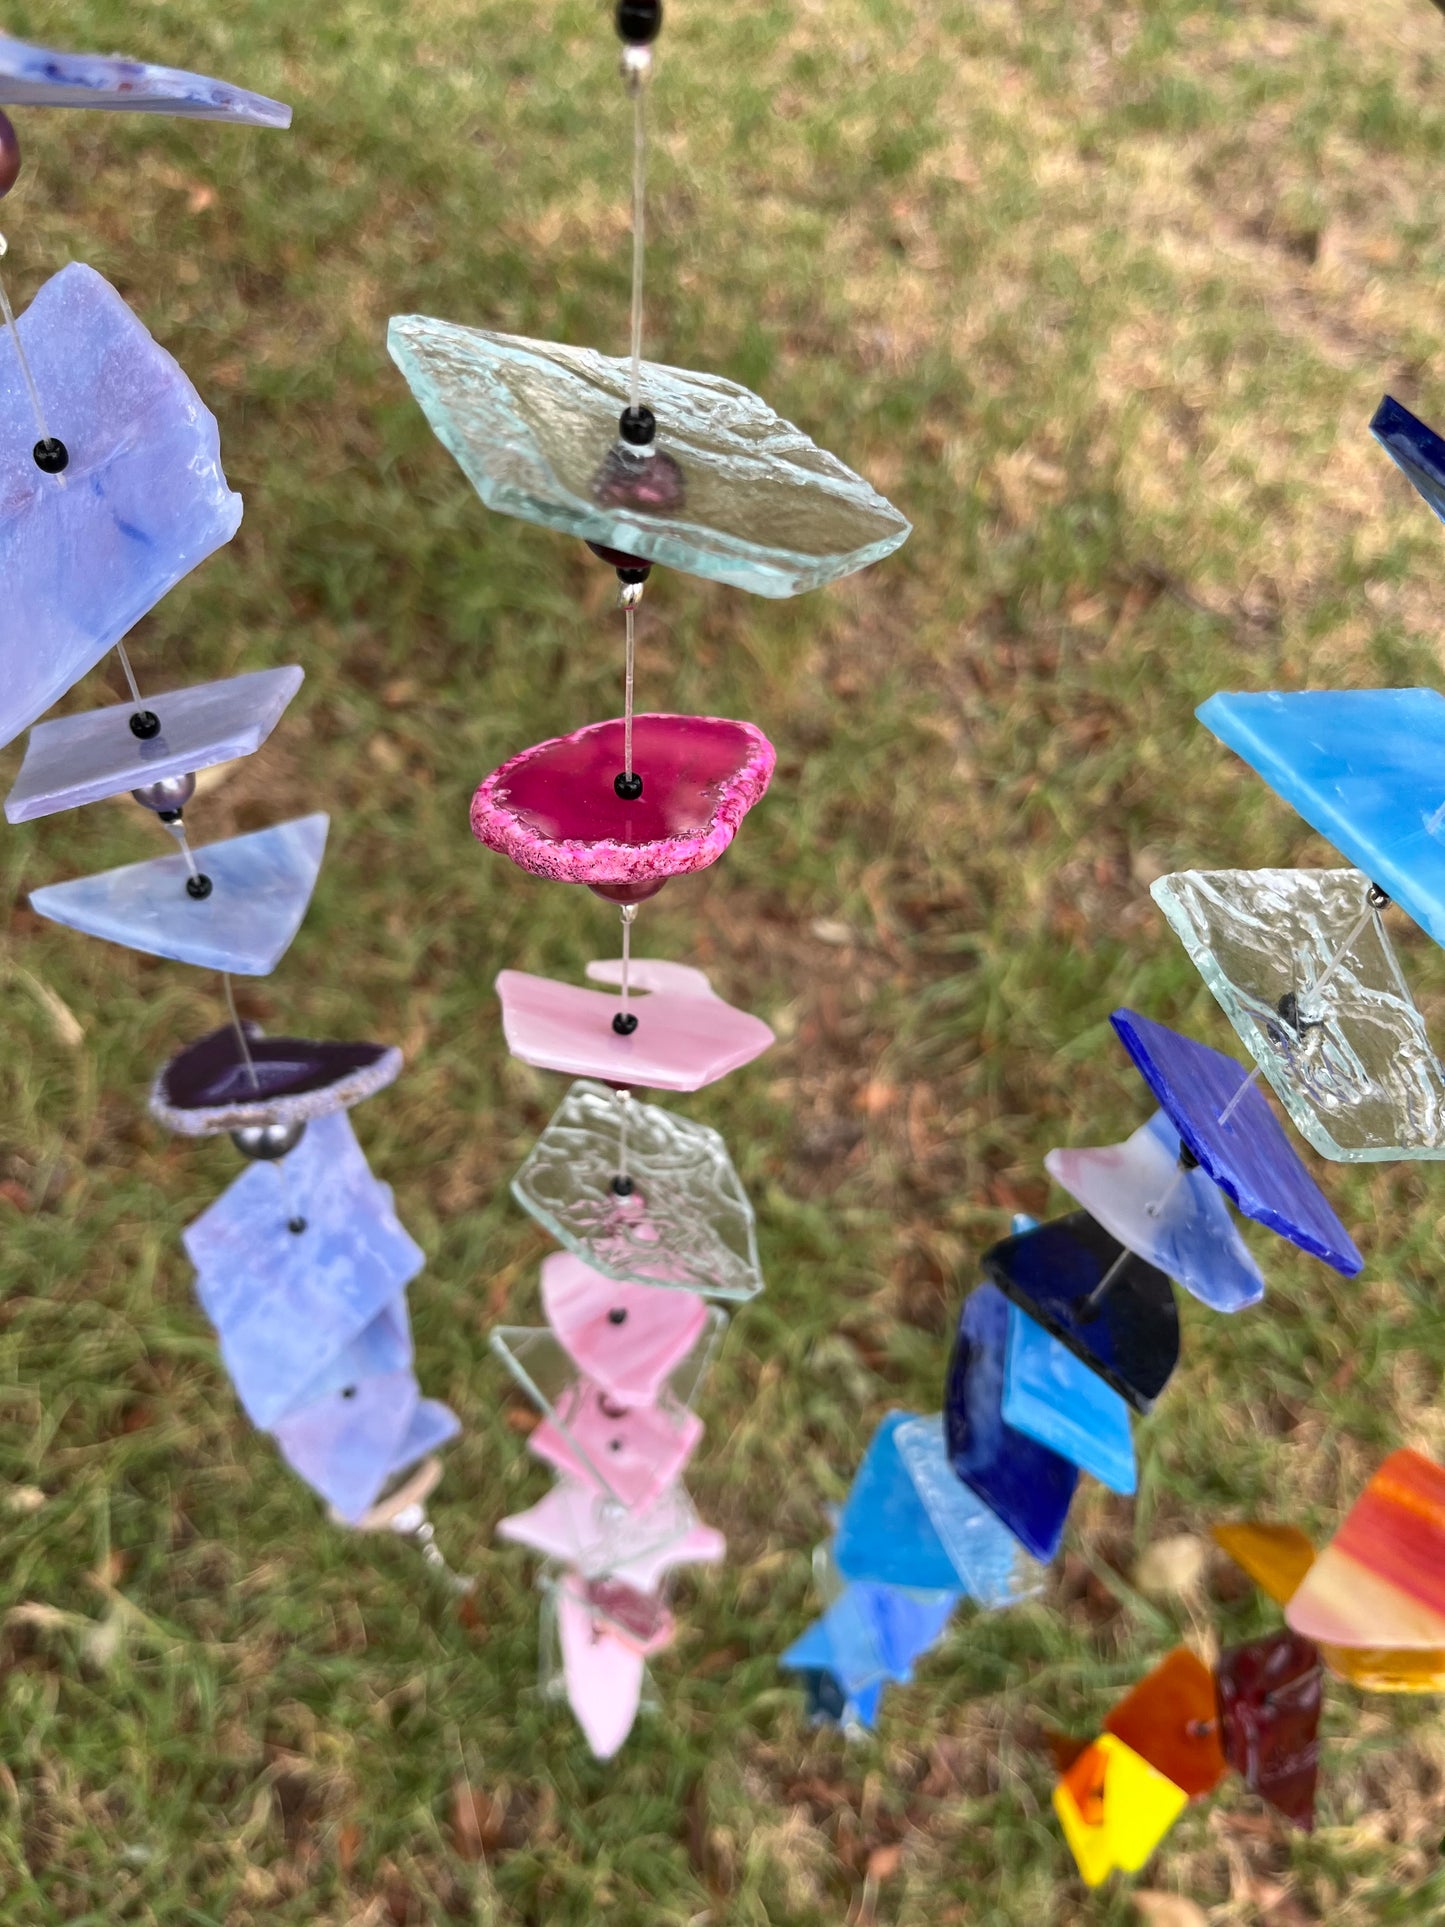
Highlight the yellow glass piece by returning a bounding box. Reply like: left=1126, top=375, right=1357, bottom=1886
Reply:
left=1321, top=1643, right=1445, bottom=1692
left=1212, top=1521, right=1316, bottom=1606
left=1052, top=1734, right=1188, bottom=1886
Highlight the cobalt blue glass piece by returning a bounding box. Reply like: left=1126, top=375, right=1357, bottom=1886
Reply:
left=943, top=1284, right=1079, bottom=1562
left=891, top=1414, right=1051, bottom=1606
left=1110, top=1009, right=1362, bottom=1275
left=981, top=1213, right=1179, bottom=1415
left=271, top=1370, right=420, bottom=1523
left=1197, top=687, right=1445, bottom=952
left=1001, top=1303, right=1137, bottom=1495
left=1371, top=395, right=1445, bottom=529
left=0, top=32, right=291, bottom=124
left=833, top=1412, right=962, bottom=1591
left=799, top=1668, right=848, bottom=1723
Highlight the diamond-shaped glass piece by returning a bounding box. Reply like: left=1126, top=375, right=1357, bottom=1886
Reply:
left=782, top=1582, right=958, bottom=1696
left=982, top=1211, right=1179, bottom=1415
left=1211, top=1521, right=1317, bottom=1607
left=1110, top=1010, right=1361, bottom=1274
left=271, top=1370, right=420, bottom=1524
left=833, top=1412, right=964, bottom=1591
left=1371, top=394, right=1445, bottom=529
left=1046, top=1110, right=1265, bottom=1312
left=1052, top=1734, right=1188, bottom=1887
left=498, top=1477, right=724, bottom=1588
left=30, top=813, right=328, bottom=975
left=1001, top=1302, right=1137, bottom=1495
left=1151, top=867, right=1445, bottom=1163
left=1216, top=1630, right=1322, bottom=1830
left=149, top=1023, right=402, bottom=1136
left=0, top=31, right=291, bottom=123
left=5, top=667, right=303, bottom=824
left=892, top=1414, right=1051, bottom=1607
left=943, top=1284, right=1078, bottom=1561
left=292, top=1299, right=414, bottom=1411
left=1103, top=1646, right=1227, bottom=1798
left=539, top=1251, right=710, bottom=1403
left=386, top=319, right=911, bottom=598
left=1197, top=688, right=1445, bottom=951
left=1286, top=1448, right=1445, bottom=1650
left=512, top=1079, right=763, bottom=1301
left=0, top=263, right=243, bottom=755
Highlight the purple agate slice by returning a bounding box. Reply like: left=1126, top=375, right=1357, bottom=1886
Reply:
left=150, top=1022, right=403, bottom=1135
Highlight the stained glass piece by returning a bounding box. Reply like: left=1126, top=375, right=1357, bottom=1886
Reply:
left=1371, top=394, right=1445, bottom=529
left=1320, top=1643, right=1445, bottom=1692
left=529, top=1381, right=703, bottom=1512
left=1197, top=687, right=1445, bottom=951
left=0, top=263, right=243, bottom=755
left=539, top=1250, right=709, bottom=1402
left=982, top=1211, right=1179, bottom=1415
left=29, top=814, right=328, bottom=975
left=5, top=666, right=303, bottom=824
left=386, top=318, right=911, bottom=598
left=1103, top=1646, right=1228, bottom=1797
left=1286, top=1449, right=1445, bottom=1650
left=1053, top=1735, right=1188, bottom=1887
left=473, top=715, right=774, bottom=897
left=496, top=963, right=774, bottom=1092
left=798, top=1668, right=849, bottom=1725
left=150, top=1023, right=401, bottom=1135
left=389, top=1399, right=461, bottom=1477
left=1216, top=1630, right=1322, bottom=1829
left=498, top=1478, right=724, bottom=1588
left=183, top=1113, right=424, bottom=1428
left=270, top=1371, right=420, bottom=1524
left=291, top=1299, right=413, bottom=1411
left=0, top=32, right=290, bottom=123
left=557, top=1576, right=648, bottom=1759
left=1211, top=1522, right=1317, bottom=1607
left=1151, top=867, right=1445, bottom=1163
left=1046, top=1110, right=1265, bottom=1314
left=579, top=1577, right=676, bottom=1656
left=512, top=1079, right=763, bottom=1301
left=782, top=1582, right=958, bottom=1694
left=1110, top=1009, right=1361, bottom=1274
left=833, top=1412, right=960, bottom=1591
left=892, top=1414, right=1050, bottom=1607
left=1001, top=1303, right=1138, bottom=1495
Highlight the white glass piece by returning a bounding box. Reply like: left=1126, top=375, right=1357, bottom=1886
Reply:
left=893, top=1414, right=1050, bottom=1608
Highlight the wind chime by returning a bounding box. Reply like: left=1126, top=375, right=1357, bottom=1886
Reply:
left=386, top=0, right=909, bottom=1756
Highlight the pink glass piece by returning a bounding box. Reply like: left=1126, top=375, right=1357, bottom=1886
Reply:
left=530, top=1381, right=704, bottom=1511
left=540, top=1250, right=709, bottom=1402
left=497, top=961, right=774, bottom=1093
left=583, top=1577, right=677, bottom=1655
left=470, top=714, right=775, bottom=897
left=498, top=1477, right=725, bottom=1587
left=558, top=1577, right=648, bottom=1759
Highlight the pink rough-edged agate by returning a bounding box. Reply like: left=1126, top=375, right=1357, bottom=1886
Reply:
left=498, top=1477, right=725, bottom=1588
left=530, top=1380, right=704, bottom=1511
left=470, top=714, right=775, bottom=903
left=558, top=1575, right=650, bottom=1760
left=540, top=1250, right=709, bottom=1404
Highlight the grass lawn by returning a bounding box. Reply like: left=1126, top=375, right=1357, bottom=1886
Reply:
left=3, top=0, right=1445, bottom=1919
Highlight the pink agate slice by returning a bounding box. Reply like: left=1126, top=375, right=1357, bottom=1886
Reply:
left=558, top=1577, right=649, bottom=1760
left=497, top=958, right=774, bottom=1093
left=530, top=1380, right=704, bottom=1511
left=470, top=714, right=775, bottom=901
left=540, top=1250, right=709, bottom=1402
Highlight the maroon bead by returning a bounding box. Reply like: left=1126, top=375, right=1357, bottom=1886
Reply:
left=1215, top=1630, right=1323, bottom=1832
left=586, top=539, right=654, bottom=577
left=0, top=111, right=20, bottom=200
left=588, top=877, right=669, bottom=905
left=592, top=442, right=687, bottom=516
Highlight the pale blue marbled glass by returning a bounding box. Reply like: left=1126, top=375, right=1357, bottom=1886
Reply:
left=290, top=1299, right=413, bottom=1412
left=272, top=1371, right=420, bottom=1524
left=1001, top=1303, right=1137, bottom=1495
left=390, top=1398, right=461, bottom=1473
left=30, top=813, right=328, bottom=975
left=0, top=264, right=243, bottom=753
left=892, top=1414, right=1050, bottom=1608
left=387, top=319, right=910, bottom=599
left=834, top=1412, right=962, bottom=1591
left=0, top=33, right=290, bottom=124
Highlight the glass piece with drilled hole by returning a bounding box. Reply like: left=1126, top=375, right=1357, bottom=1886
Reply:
left=1103, top=1646, right=1227, bottom=1798
left=782, top=1582, right=958, bottom=1698
left=539, top=1250, right=710, bottom=1403
left=1216, top=1630, right=1322, bottom=1830
left=498, top=1478, right=724, bottom=1589
left=1053, top=1734, right=1188, bottom=1887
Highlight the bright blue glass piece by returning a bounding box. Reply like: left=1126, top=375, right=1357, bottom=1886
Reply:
left=0, top=264, right=243, bottom=754
left=0, top=32, right=290, bottom=124
left=1001, top=1303, right=1137, bottom=1494
left=1110, top=1009, right=1362, bottom=1275
left=834, top=1412, right=962, bottom=1591
left=782, top=1583, right=956, bottom=1694
left=943, top=1284, right=1078, bottom=1562
left=891, top=1414, right=1051, bottom=1607
left=271, top=1371, right=420, bottom=1524
left=30, top=813, right=328, bottom=975
left=1197, top=687, right=1445, bottom=952
left=1371, top=396, right=1445, bottom=529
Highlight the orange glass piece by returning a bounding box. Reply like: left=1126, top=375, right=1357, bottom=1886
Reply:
left=1321, top=1643, right=1445, bottom=1692
left=1211, top=1522, right=1316, bottom=1606
left=1287, top=1449, right=1445, bottom=1650
left=1103, top=1645, right=1227, bottom=1797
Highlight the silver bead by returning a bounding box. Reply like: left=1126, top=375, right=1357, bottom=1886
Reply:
left=617, top=578, right=646, bottom=610
left=229, top=1118, right=307, bottom=1161
left=620, top=42, right=653, bottom=88
left=131, top=771, right=196, bottom=815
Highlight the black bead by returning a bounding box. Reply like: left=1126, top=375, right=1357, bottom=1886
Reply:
left=1177, top=1141, right=1200, bottom=1171
left=609, top=1438, right=623, bottom=1451
left=612, top=1011, right=639, bottom=1036
left=288, top=1216, right=308, bottom=1235
left=616, top=0, right=662, bottom=44
left=614, top=770, right=644, bottom=801
left=186, top=874, right=213, bottom=900
left=1368, top=881, right=1391, bottom=910
left=157, top=809, right=184, bottom=826
left=611, top=1174, right=635, bottom=1197
left=616, top=565, right=650, bottom=585
left=608, top=1308, right=628, bottom=1326
left=129, top=710, right=162, bottom=740
left=33, top=437, right=68, bottom=474
left=618, top=404, right=656, bottom=446
left=341, top=1385, right=357, bottom=1400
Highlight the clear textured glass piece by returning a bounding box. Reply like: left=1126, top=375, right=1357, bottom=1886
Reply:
left=386, top=319, right=911, bottom=598
left=539, top=1250, right=710, bottom=1402
left=1285, top=1448, right=1445, bottom=1650
left=1046, top=1109, right=1266, bottom=1311
left=512, top=1079, right=764, bottom=1301
left=892, top=1414, right=1050, bottom=1608
left=0, top=31, right=291, bottom=123
left=5, top=667, right=303, bottom=823
left=149, top=1023, right=402, bottom=1136
left=1371, top=395, right=1445, bottom=529
left=271, top=1370, right=420, bottom=1524
left=833, top=1412, right=964, bottom=1591
left=1001, top=1302, right=1137, bottom=1495
left=498, top=1477, right=724, bottom=1588
left=1197, top=687, right=1445, bottom=951
left=1151, top=867, right=1445, bottom=1163
left=782, top=1583, right=958, bottom=1696
left=30, top=813, right=328, bottom=975
left=0, top=264, right=243, bottom=754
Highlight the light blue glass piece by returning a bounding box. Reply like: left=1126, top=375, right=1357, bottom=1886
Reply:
left=1001, top=1303, right=1138, bottom=1495
left=1198, top=688, right=1445, bottom=951
left=783, top=1584, right=956, bottom=1695
left=386, top=319, right=911, bottom=599
left=389, top=1398, right=461, bottom=1474
left=0, top=33, right=291, bottom=124
left=834, top=1412, right=961, bottom=1590
left=0, top=264, right=243, bottom=754
left=290, top=1299, right=413, bottom=1412
left=5, top=666, right=303, bottom=823
left=271, top=1371, right=420, bottom=1524
left=29, top=813, right=328, bottom=975
left=892, top=1414, right=1049, bottom=1608
left=184, top=1112, right=424, bottom=1427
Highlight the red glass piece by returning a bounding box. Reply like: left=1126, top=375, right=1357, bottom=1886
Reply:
left=1103, top=1645, right=1227, bottom=1797
left=1215, top=1630, right=1322, bottom=1831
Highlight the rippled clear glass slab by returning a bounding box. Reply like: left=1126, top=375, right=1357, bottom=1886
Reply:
left=1151, top=867, right=1445, bottom=1163
left=387, top=319, right=910, bottom=598
left=834, top=1412, right=966, bottom=1592
left=0, top=264, right=243, bottom=754
left=498, top=1478, right=724, bottom=1588
left=6, top=666, right=302, bottom=823
left=0, top=32, right=291, bottom=124
left=1001, top=1302, right=1137, bottom=1495
left=1371, top=395, right=1445, bottom=530
left=893, top=1415, right=1050, bottom=1608
left=512, top=1079, right=763, bottom=1301
left=29, top=813, right=328, bottom=975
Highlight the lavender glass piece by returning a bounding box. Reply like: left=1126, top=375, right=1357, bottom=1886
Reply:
left=1001, top=1304, right=1137, bottom=1495
left=149, top=1023, right=402, bottom=1136
left=271, top=1371, right=420, bottom=1524
left=386, top=319, right=911, bottom=598
left=498, top=1478, right=724, bottom=1587
left=1110, top=1009, right=1362, bottom=1274
left=0, top=32, right=291, bottom=123
left=512, top=1080, right=763, bottom=1302
left=290, top=1299, right=413, bottom=1411
left=472, top=715, right=774, bottom=901
left=0, top=264, right=243, bottom=755
left=387, top=1399, right=461, bottom=1478
left=496, top=961, right=774, bottom=1092
left=834, top=1412, right=964, bottom=1591
left=892, top=1415, right=1050, bottom=1608
left=5, top=667, right=303, bottom=824
left=539, top=1250, right=709, bottom=1402
left=1371, top=395, right=1445, bottom=531
left=1046, top=1110, right=1265, bottom=1313
left=29, top=814, right=328, bottom=975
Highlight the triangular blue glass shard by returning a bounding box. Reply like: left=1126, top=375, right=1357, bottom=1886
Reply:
left=0, top=32, right=291, bottom=125
left=943, top=1284, right=1078, bottom=1562
left=271, top=1370, right=420, bottom=1523
left=796, top=1668, right=883, bottom=1732
left=1371, top=395, right=1445, bottom=529
left=1197, top=688, right=1445, bottom=951
left=30, top=813, right=328, bottom=975
left=834, top=1412, right=963, bottom=1591
left=1001, top=1302, right=1137, bottom=1495
left=781, top=1584, right=956, bottom=1695
left=892, top=1414, right=1051, bottom=1607
left=0, top=263, right=243, bottom=755
left=1110, top=1009, right=1361, bottom=1275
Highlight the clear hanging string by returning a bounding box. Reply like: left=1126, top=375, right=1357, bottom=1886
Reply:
left=0, top=232, right=55, bottom=451
left=625, top=49, right=650, bottom=410
left=115, top=642, right=145, bottom=706
left=619, top=901, right=637, bottom=1022
left=623, top=597, right=637, bottom=775
left=221, top=971, right=261, bottom=1092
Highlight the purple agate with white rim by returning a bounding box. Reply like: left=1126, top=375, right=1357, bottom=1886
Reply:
left=150, top=1022, right=403, bottom=1135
